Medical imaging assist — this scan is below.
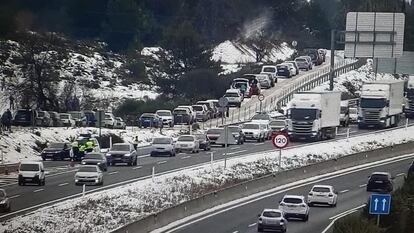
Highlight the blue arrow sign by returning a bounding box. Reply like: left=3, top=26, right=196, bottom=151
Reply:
left=369, top=194, right=391, bottom=215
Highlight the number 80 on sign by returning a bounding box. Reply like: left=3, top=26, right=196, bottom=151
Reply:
left=272, top=133, right=289, bottom=149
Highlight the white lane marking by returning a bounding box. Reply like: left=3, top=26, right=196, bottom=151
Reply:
left=9, top=195, right=20, bottom=199
left=157, top=161, right=167, bottom=165
left=227, top=150, right=248, bottom=155
left=152, top=153, right=414, bottom=233
left=254, top=143, right=265, bottom=146
left=181, top=156, right=191, bottom=160
left=108, top=171, right=119, bottom=175
left=58, top=183, right=69, bottom=187
left=138, top=154, right=150, bottom=158
left=33, top=189, right=44, bottom=193
left=339, top=189, right=349, bottom=194
left=230, top=147, right=241, bottom=150
left=132, top=166, right=142, bottom=170
left=328, top=204, right=365, bottom=220
left=248, top=223, right=257, bottom=227
left=322, top=209, right=360, bottom=233
left=232, top=231, right=239, bottom=233
left=396, top=173, right=405, bottom=177
left=359, top=184, right=367, bottom=188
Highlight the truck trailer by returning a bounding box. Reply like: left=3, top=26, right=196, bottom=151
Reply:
left=287, top=91, right=341, bottom=141
left=358, top=80, right=404, bottom=129
left=404, top=76, right=414, bottom=118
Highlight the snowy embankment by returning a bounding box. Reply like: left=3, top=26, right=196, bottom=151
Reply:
left=0, top=127, right=182, bottom=164
left=1, top=126, right=413, bottom=233
left=212, top=40, right=295, bottom=74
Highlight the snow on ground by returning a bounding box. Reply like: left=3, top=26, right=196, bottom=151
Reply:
left=313, top=59, right=400, bottom=94
left=2, top=125, right=413, bottom=233
left=0, top=126, right=183, bottom=164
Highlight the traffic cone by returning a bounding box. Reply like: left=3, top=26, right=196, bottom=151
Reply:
left=4, top=166, right=9, bottom=175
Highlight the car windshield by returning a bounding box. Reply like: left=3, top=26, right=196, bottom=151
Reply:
left=193, top=106, right=204, bottom=111
left=174, top=110, right=187, bottom=115
left=232, top=82, right=246, bottom=88
left=243, top=124, right=259, bottom=129
left=78, top=166, right=98, bottom=173
left=252, top=114, right=270, bottom=120
left=340, top=106, right=348, bottom=114
left=60, top=114, right=69, bottom=119
left=371, top=174, right=389, bottom=181
left=277, top=65, right=287, bottom=69
left=84, top=154, right=103, bottom=160
left=111, top=144, right=130, bottom=151
left=295, top=58, right=306, bottom=62
left=157, top=111, right=171, bottom=116
left=228, top=127, right=240, bottom=133
left=270, top=121, right=286, bottom=127
left=153, top=138, right=171, bottom=144
left=70, top=112, right=81, bottom=118
left=312, top=187, right=331, bottom=192
left=360, top=98, right=386, bottom=108
left=283, top=198, right=303, bottom=204
left=141, top=114, right=154, bottom=119
left=207, top=129, right=222, bottom=134
left=225, top=93, right=239, bottom=97
left=263, top=67, right=276, bottom=73
left=178, top=136, right=194, bottom=142
left=290, top=109, right=317, bottom=121
left=20, top=164, right=39, bottom=171
left=349, top=108, right=357, bottom=114
left=194, top=134, right=206, bottom=140
left=48, top=143, right=65, bottom=149
left=262, top=211, right=282, bottom=218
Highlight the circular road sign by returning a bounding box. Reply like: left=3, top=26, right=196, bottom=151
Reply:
left=292, top=40, right=298, bottom=47
left=218, top=97, right=229, bottom=107
left=272, top=133, right=289, bottom=149
left=258, top=94, right=265, bottom=101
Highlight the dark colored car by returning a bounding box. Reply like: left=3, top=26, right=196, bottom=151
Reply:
left=304, top=48, right=323, bottom=65
left=228, top=126, right=245, bottom=144
left=138, top=113, right=162, bottom=128
left=0, top=189, right=11, bottom=212
left=83, top=111, right=97, bottom=127
left=81, top=153, right=108, bottom=171
left=106, top=143, right=138, bottom=166
left=366, top=172, right=394, bottom=193
left=173, top=108, right=192, bottom=125
left=40, top=142, right=71, bottom=161
left=206, top=128, right=224, bottom=144
left=48, top=111, right=62, bottom=127
left=269, top=120, right=288, bottom=135
left=13, top=109, right=37, bottom=127
left=194, top=133, right=211, bottom=151
left=276, top=64, right=291, bottom=78
left=285, top=61, right=300, bottom=75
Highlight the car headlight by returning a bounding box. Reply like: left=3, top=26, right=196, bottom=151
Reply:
left=124, top=153, right=131, bottom=156
left=81, top=161, right=86, bottom=165
left=97, top=162, right=101, bottom=165
left=106, top=153, right=111, bottom=156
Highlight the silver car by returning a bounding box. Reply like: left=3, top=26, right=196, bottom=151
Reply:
left=75, top=165, right=103, bottom=186
left=175, top=135, right=200, bottom=153
left=257, top=209, right=287, bottom=232
left=150, top=137, right=176, bottom=157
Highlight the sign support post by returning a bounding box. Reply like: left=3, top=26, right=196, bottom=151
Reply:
left=272, top=132, right=289, bottom=171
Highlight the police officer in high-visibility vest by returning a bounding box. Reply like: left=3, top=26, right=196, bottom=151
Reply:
left=79, top=144, right=86, bottom=158
left=71, top=140, right=79, bottom=161
left=85, top=139, right=94, bottom=153
left=132, top=136, right=139, bottom=150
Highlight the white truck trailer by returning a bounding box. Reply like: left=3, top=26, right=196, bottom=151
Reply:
left=358, top=80, right=404, bottom=129
left=404, top=76, right=414, bottom=118
left=287, top=91, right=341, bottom=141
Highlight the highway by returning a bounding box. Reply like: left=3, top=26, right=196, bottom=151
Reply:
left=168, top=153, right=412, bottom=233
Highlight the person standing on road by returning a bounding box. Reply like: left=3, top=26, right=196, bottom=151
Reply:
left=85, top=139, right=94, bottom=153
left=133, top=136, right=139, bottom=150
left=71, top=140, right=79, bottom=161
left=9, top=96, right=15, bottom=110
left=79, top=144, right=86, bottom=158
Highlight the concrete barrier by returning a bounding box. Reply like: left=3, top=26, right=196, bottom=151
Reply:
left=113, top=141, right=414, bottom=233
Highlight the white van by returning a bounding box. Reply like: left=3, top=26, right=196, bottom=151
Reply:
left=18, top=161, right=45, bottom=186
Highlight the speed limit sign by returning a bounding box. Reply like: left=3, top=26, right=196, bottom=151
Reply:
left=272, top=133, right=289, bottom=149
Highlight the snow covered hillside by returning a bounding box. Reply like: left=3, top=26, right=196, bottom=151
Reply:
left=1, top=125, right=413, bottom=233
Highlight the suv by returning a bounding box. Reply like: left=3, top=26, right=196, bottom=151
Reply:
left=257, top=209, right=287, bottom=233
left=192, top=104, right=210, bottom=122
left=150, top=137, right=176, bottom=157
left=304, top=48, right=323, bottom=65
left=261, top=65, right=278, bottom=83
left=36, top=111, right=53, bottom=127
left=366, top=172, right=394, bottom=193
left=114, top=117, right=126, bottom=129
left=40, top=142, right=71, bottom=161
left=18, top=161, right=45, bottom=186
left=206, top=128, right=223, bottom=144
left=308, top=185, right=338, bottom=207
left=279, top=195, right=310, bottom=221
left=196, top=101, right=216, bottom=119
left=173, top=108, right=192, bottom=125
left=177, top=105, right=196, bottom=122
left=295, top=57, right=312, bottom=71
left=242, top=122, right=266, bottom=142
left=13, top=109, right=37, bottom=127
left=276, top=64, right=292, bottom=78
left=281, top=62, right=297, bottom=77
left=255, top=74, right=272, bottom=89
left=106, top=143, right=138, bottom=166
left=103, top=112, right=116, bottom=128
left=231, top=78, right=251, bottom=98
left=224, top=89, right=243, bottom=108
left=285, top=61, right=300, bottom=75
left=156, top=110, right=174, bottom=127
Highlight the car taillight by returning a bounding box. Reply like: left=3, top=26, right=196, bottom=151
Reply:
left=328, top=193, right=333, bottom=197
left=301, top=204, right=307, bottom=207
left=280, top=203, right=285, bottom=206
left=308, top=192, right=313, bottom=196
left=258, top=218, right=262, bottom=221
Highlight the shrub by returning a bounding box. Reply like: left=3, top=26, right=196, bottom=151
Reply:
left=333, top=214, right=384, bottom=233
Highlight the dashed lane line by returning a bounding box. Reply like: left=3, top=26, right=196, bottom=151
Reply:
left=108, top=171, right=119, bottom=175
left=339, top=189, right=349, bottom=194
left=58, top=183, right=69, bottom=187
left=359, top=184, right=367, bottom=188
left=248, top=223, right=257, bottom=228
left=33, top=189, right=44, bottom=193
left=157, top=161, right=167, bottom=165
left=181, top=156, right=191, bottom=160
left=132, top=166, right=142, bottom=170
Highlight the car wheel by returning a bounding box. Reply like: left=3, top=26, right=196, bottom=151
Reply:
left=257, top=226, right=263, bottom=232
left=38, top=180, right=42, bottom=186
left=304, top=215, right=309, bottom=222
left=308, top=202, right=313, bottom=207
left=133, top=158, right=138, bottom=166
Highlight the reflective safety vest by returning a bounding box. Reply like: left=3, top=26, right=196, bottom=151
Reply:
left=133, top=137, right=139, bottom=145
left=86, top=141, right=94, bottom=149
left=79, top=145, right=85, bottom=152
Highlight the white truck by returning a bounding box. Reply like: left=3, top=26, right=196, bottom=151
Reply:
left=358, top=80, right=404, bottom=129
left=404, top=76, right=414, bottom=118
left=287, top=91, right=341, bottom=141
